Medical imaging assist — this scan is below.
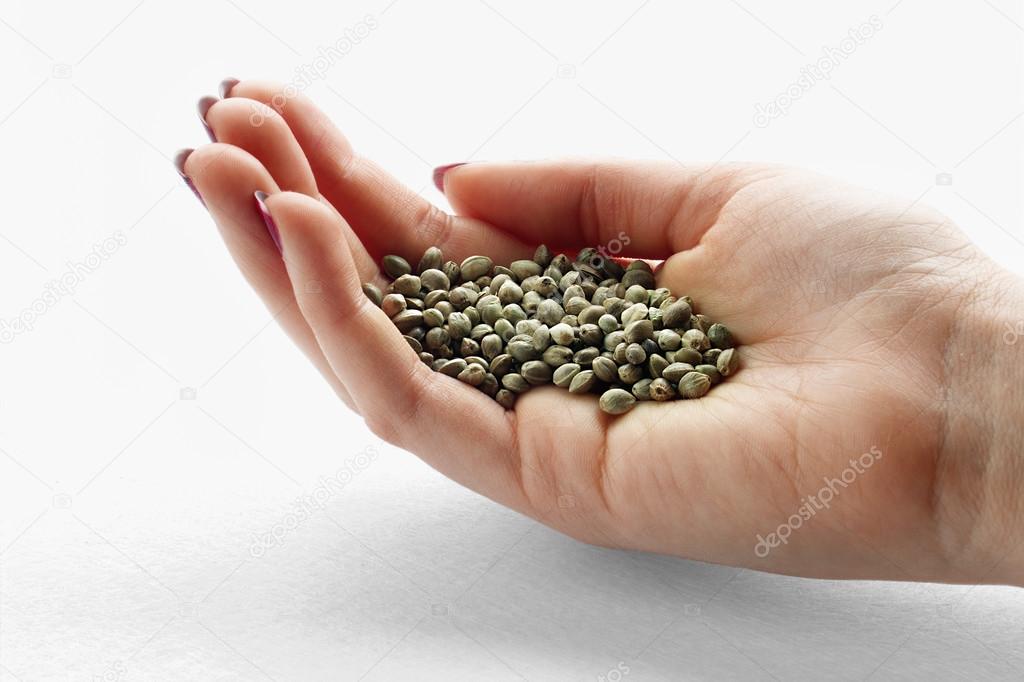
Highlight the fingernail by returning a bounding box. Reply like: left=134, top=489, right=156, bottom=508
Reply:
left=219, top=77, right=240, bottom=99
left=254, top=191, right=282, bottom=254
left=173, top=148, right=205, bottom=207
left=432, top=162, right=469, bottom=193
left=197, top=96, right=219, bottom=142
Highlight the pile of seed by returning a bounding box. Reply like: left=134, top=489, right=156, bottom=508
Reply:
left=361, top=245, right=738, bottom=415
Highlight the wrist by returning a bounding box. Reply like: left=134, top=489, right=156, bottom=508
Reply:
left=937, top=262, right=1024, bottom=585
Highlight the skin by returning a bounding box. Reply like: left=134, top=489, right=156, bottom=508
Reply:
left=181, top=79, right=1024, bottom=586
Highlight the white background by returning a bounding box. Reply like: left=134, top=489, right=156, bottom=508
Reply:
left=1, top=0, right=1023, bottom=680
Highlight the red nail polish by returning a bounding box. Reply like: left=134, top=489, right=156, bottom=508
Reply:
left=432, top=162, right=468, bottom=193
left=197, top=96, right=218, bottom=142
left=173, top=148, right=205, bottom=207
left=254, top=191, right=282, bottom=254
left=219, top=77, right=240, bottom=99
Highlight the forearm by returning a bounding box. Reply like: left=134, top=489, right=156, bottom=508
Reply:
left=939, top=263, right=1024, bottom=585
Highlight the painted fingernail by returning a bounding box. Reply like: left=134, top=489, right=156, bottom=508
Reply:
left=219, top=77, right=240, bottom=99
left=254, top=191, right=282, bottom=254
left=173, top=148, right=205, bottom=207
left=432, top=162, right=468, bottom=193
left=197, top=96, right=218, bottom=142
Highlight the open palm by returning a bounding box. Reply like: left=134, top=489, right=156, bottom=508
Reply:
left=181, top=79, right=1007, bottom=584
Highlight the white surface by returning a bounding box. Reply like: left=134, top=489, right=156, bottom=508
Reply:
left=2, top=0, right=1023, bottom=680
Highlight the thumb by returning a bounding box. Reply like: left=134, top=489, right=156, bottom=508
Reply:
left=437, top=159, right=770, bottom=259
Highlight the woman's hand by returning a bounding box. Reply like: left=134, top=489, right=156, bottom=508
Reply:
left=178, top=79, right=1024, bottom=586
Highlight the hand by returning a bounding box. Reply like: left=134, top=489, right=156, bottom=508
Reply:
left=179, top=79, right=1024, bottom=586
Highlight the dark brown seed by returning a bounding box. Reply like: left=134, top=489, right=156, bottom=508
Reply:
left=479, top=372, right=500, bottom=397
left=460, top=338, right=480, bottom=356
left=673, top=347, right=703, bottom=365
left=621, top=268, right=655, bottom=289
left=707, top=323, right=734, bottom=350
left=382, top=255, right=411, bottom=278
left=573, top=347, right=600, bottom=367
left=403, top=335, right=423, bottom=353
left=533, top=244, right=552, bottom=267
left=362, top=282, right=383, bottom=306
left=490, top=353, right=514, bottom=377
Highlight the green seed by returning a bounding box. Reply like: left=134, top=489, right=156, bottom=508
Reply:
left=394, top=274, right=422, bottom=297
left=617, top=363, right=643, bottom=385
left=447, top=312, right=472, bottom=340
left=677, top=371, right=711, bottom=398
left=423, top=308, right=445, bottom=328
left=382, top=293, right=407, bottom=318
left=553, top=363, right=581, bottom=388
left=457, top=363, right=486, bottom=386
left=625, top=343, right=646, bottom=365
left=682, top=328, right=710, bottom=351
left=521, top=360, right=553, bottom=385
left=662, top=300, right=692, bottom=328
left=695, top=364, right=721, bottom=385
left=568, top=370, right=597, bottom=394
left=648, top=353, right=669, bottom=378
left=592, top=356, right=618, bottom=383
left=533, top=244, right=552, bottom=267
left=662, top=362, right=695, bottom=383
left=673, top=347, right=703, bottom=365
left=632, top=378, right=653, bottom=400
left=460, top=255, right=493, bottom=281
left=490, top=353, right=514, bottom=377
left=502, top=373, right=530, bottom=394
left=392, top=309, right=423, bottom=332
left=549, top=322, right=575, bottom=346
left=417, top=246, right=443, bottom=274
left=624, top=319, right=654, bottom=343
left=510, top=259, right=543, bottom=280
left=439, top=358, right=467, bottom=378
left=382, top=254, right=411, bottom=278
left=362, top=282, right=383, bottom=306
left=420, top=268, right=451, bottom=292
left=536, top=299, right=565, bottom=326
left=649, top=378, right=675, bottom=401
left=496, top=389, right=517, bottom=409
left=707, top=323, right=733, bottom=350
left=717, top=348, right=738, bottom=376
left=599, top=388, right=637, bottom=415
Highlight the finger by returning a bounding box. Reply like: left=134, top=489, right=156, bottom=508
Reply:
left=441, top=160, right=776, bottom=258
left=222, top=79, right=532, bottom=265
left=263, top=190, right=529, bottom=510
left=201, top=96, right=318, bottom=196
left=180, top=144, right=355, bottom=410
